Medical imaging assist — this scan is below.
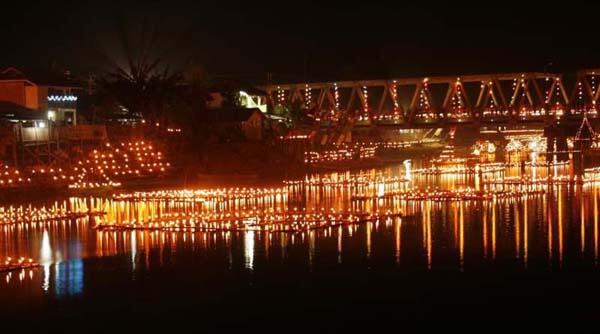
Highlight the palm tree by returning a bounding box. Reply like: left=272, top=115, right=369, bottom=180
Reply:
left=96, top=15, right=195, bottom=123
left=92, top=16, right=215, bottom=174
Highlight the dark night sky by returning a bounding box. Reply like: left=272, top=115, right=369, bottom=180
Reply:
left=1, top=1, right=599, bottom=83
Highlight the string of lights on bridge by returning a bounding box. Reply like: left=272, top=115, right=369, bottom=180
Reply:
left=267, top=71, right=600, bottom=123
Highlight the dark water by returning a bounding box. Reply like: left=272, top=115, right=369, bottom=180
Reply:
left=1, top=165, right=600, bottom=331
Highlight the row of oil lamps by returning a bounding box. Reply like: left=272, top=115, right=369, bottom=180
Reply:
left=0, top=257, right=38, bottom=273
left=0, top=140, right=171, bottom=190
left=303, top=139, right=440, bottom=165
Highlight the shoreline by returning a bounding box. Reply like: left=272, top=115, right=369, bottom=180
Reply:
left=0, top=159, right=408, bottom=201
left=0, top=141, right=449, bottom=200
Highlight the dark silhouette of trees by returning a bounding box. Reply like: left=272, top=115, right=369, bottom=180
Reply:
left=94, top=17, right=211, bottom=158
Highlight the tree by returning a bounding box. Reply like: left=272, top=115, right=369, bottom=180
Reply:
left=288, top=99, right=305, bottom=125
left=98, top=65, right=182, bottom=125
left=95, top=14, right=196, bottom=123
left=168, top=71, right=211, bottom=152
left=269, top=100, right=309, bottom=127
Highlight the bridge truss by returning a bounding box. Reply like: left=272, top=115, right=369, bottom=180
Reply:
left=261, top=69, right=600, bottom=127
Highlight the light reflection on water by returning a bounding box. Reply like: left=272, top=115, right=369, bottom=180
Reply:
left=0, top=163, right=599, bottom=298
left=244, top=230, right=254, bottom=270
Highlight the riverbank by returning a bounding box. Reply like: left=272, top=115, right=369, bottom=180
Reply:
left=0, top=141, right=442, bottom=199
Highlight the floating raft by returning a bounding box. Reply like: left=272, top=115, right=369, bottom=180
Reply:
left=285, top=177, right=409, bottom=188
left=412, top=165, right=506, bottom=176
left=0, top=258, right=40, bottom=273
left=94, top=212, right=402, bottom=233
left=352, top=188, right=546, bottom=201
left=0, top=211, right=105, bottom=226
left=483, top=176, right=577, bottom=185
left=111, top=188, right=287, bottom=202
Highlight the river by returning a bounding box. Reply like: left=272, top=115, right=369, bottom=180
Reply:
left=1, top=162, right=599, bottom=331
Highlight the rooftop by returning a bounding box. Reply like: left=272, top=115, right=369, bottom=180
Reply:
left=0, top=101, right=46, bottom=121
left=0, top=67, right=84, bottom=88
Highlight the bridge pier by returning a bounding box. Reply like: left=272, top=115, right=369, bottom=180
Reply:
left=547, top=136, right=570, bottom=162
left=572, top=148, right=584, bottom=179
left=544, top=122, right=574, bottom=163
left=573, top=136, right=592, bottom=179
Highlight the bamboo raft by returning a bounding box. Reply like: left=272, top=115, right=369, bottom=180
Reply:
left=482, top=176, right=577, bottom=185
left=0, top=211, right=106, bottom=226
left=94, top=212, right=402, bottom=233
left=352, top=188, right=546, bottom=201
left=111, top=188, right=287, bottom=201
left=0, top=257, right=40, bottom=273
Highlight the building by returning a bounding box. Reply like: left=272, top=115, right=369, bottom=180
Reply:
left=206, top=86, right=267, bottom=113
left=0, top=67, right=84, bottom=125
left=238, top=88, right=267, bottom=113
left=0, top=70, right=106, bottom=167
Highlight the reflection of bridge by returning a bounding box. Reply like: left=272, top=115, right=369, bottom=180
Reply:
left=260, top=69, right=600, bottom=128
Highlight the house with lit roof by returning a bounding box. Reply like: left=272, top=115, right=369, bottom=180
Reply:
left=0, top=67, right=84, bottom=126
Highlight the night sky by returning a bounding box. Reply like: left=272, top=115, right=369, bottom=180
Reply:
left=1, top=1, right=598, bottom=83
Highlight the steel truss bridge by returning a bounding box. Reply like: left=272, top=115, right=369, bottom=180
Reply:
left=259, top=69, right=600, bottom=128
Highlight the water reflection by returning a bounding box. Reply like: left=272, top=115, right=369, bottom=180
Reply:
left=41, top=229, right=52, bottom=292
left=3, top=165, right=600, bottom=298
left=3, top=193, right=600, bottom=277
left=593, top=189, right=598, bottom=265
left=36, top=228, right=84, bottom=297
left=244, top=231, right=254, bottom=270
left=54, top=260, right=83, bottom=297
